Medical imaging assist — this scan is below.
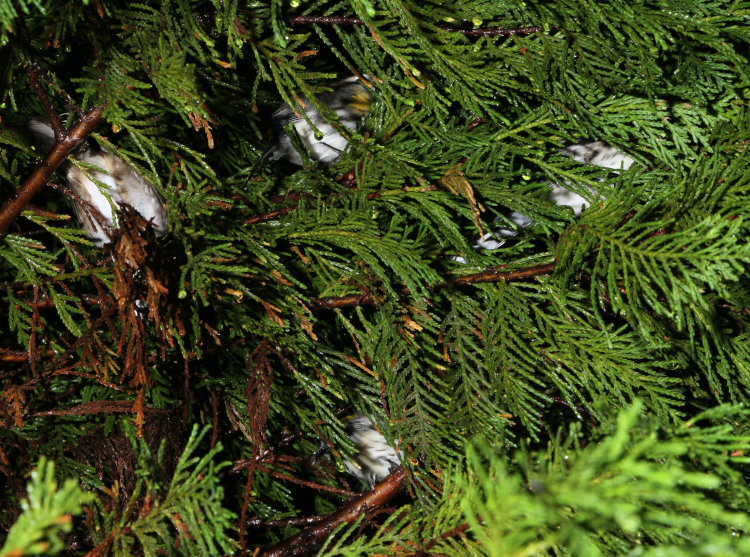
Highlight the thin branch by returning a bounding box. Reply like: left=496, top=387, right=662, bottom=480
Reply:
left=307, top=292, right=376, bottom=311
left=256, top=463, right=357, bottom=497
left=31, top=400, right=172, bottom=417
left=307, top=261, right=557, bottom=310
left=7, top=294, right=111, bottom=310
left=10, top=260, right=556, bottom=315
left=246, top=515, right=326, bottom=529
left=410, top=523, right=470, bottom=556
left=245, top=206, right=297, bottom=225
left=260, top=467, right=406, bottom=557
left=0, top=310, right=115, bottom=383
left=0, top=349, right=57, bottom=362
left=442, top=261, right=557, bottom=287
left=27, top=65, right=63, bottom=138
left=0, top=105, right=105, bottom=236
left=231, top=430, right=308, bottom=472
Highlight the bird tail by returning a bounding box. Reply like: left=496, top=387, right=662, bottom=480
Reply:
left=242, top=141, right=277, bottom=188
left=27, top=117, right=57, bottom=153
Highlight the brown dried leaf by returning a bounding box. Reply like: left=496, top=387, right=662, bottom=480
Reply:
left=438, top=161, right=485, bottom=238
left=271, top=269, right=292, bottom=286
left=187, top=110, right=215, bottom=149
left=300, top=315, right=318, bottom=340
left=291, top=245, right=311, bottom=265
left=246, top=340, right=273, bottom=449
left=3, top=385, right=26, bottom=427
left=259, top=298, right=285, bottom=327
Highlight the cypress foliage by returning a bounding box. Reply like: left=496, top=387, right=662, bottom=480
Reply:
left=1, top=0, right=750, bottom=554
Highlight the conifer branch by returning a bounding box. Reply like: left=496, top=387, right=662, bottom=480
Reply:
left=9, top=260, right=556, bottom=314
left=438, top=25, right=549, bottom=37
left=245, top=206, right=298, bottom=225
left=288, top=15, right=365, bottom=26
left=260, top=466, right=406, bottom=557
left=0, top=294, right=111, bottom=311
left=256, top=463, right=357, bottom=497
left=247, top=515, right=326, bottom=529
left=287, top=15, right=551, bottom=37
left=27, top=65, right=63, bottom=138
left=307, top=292, right=378, bottom=310
left=244, top=185, right=440, bottom=225
left=231, top=430, right=308, bottom=472
left=410, top=523, right=470, bottom=556
left=31, top=400, right=171, bottom=417
left=0, top=349, right=56, bottom=362
left=442, top=261, right=557, bottom=287
left=0, top=98, right=105, bottom=236
left=307, top=261, right=557, bottom=310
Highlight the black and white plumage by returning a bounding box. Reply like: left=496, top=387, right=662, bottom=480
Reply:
left=28, top=118, right=168, bottom=246
left=561, top=140, right=634, bottom=171
left=341, top=413, right=401, bottom=487
left=455, top=140, right=634, bottom=259
left=249, top=76, right=374, bottom=176
left=542, top=140, right=634, bottom=217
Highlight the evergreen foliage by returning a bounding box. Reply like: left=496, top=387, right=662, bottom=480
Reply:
left=0, top=458, right=92, bottom=556
left=0, top=0, right=749, bottom=554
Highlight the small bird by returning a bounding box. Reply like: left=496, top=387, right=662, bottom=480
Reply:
left=27, top=117, right=168, bottom=246
left=547, top=140, right=634, bottom=216
left=451, top=140, right=634, bottom=262
left=561, top=140, right=634, bottom=171
left=339, top=413, right=402, bottom=487
left=248, top=76, right=374, bottom=178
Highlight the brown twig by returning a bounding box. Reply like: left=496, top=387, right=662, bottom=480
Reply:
left=27, top=65, right=63, bottom=138
left=9, top=260, right=556, bottom=315
left=256, top=463, right=357, bottom=497
left=247, top=515, right=326, bottom=529
left=231, top=430, right=308, bottom=472
left=7, top=294, right=111, bottom=310
left=307, top=261, right=556, bottom=310
left=245, top=206, right=298, bottom=225
left=0, top=349, right=57, bottom=363
left=0, top=309, right=115, bottom=384
left=260, top=467, right=406, bottom=557
left=31, top=400, right=172, bottom=417
left=442, top=261, right=557, bottom=287
left=410, top=523, right=470, bottom=556
left=467, top=117, right=485, bottom=131
left=0, top=105, right=105, bottom=235
left=307, top=292, right=377, bottom=311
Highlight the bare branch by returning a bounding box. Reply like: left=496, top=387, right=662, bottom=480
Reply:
left=0, top=105, right=105, bottom=236
left=260, top=467, right=406, bottom=557
left=442, top=261, right=557, bottom=287
left=27, top=65, right=63, bottom=138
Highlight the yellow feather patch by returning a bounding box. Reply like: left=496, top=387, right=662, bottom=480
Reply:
left=348, top=89, right=373, bottom=115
